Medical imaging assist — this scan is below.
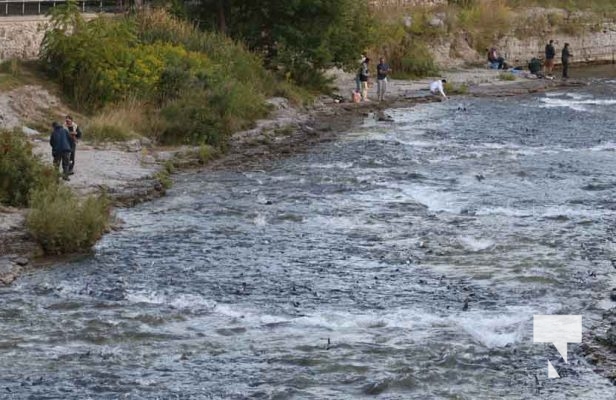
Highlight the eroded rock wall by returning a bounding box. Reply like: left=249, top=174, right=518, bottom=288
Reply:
left=0, top=17, right=47, bottom=61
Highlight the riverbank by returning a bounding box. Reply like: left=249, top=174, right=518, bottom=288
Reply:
left=0, top=68, right=588, bottom=280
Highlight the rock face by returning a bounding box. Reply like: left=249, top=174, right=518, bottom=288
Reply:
left=0, top=14, right=96, bottom=62
left=0, top=17, right=46, bottom=61
left=499, top=29, right=616, bottom=66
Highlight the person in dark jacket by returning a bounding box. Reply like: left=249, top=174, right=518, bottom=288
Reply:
left=544, top=40, right=555, bottom=75
left=64, top=115, right=82, bottom=175
left=49, top=121, right=72, bottom=180
left=561, top=43, right=572, bottom=79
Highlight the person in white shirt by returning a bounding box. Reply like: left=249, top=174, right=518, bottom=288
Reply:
left=429, top=79, right=447, bottom=100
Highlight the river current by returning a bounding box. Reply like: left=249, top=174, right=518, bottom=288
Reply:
left=2, top=74, right=616, bottom=399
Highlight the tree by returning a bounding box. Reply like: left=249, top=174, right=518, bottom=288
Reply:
left=188, top=0, right=373, bottom=86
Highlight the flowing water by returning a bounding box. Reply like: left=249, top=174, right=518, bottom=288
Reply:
left=2, top=75, right=616, bottom=399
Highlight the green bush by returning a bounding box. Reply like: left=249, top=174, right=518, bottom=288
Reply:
left=160, top=82, right=269, bottom=146
left=498, top=72, right=516, bottom=81
left=26, top=185, right=110, bottom=255
left=444, top=82, right=469, bottom=94
left=0, top=130, right=56, bottom=207
left=40, top=4, right=274, bottom=146
left=394, top=40, right=439, bottom=79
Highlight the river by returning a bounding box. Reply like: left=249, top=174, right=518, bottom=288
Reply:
left=2, top=73, right=616, bottom=399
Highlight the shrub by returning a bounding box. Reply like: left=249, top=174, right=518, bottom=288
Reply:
left=444, top=82, right=469, bottom=94
left=498, top=72, right=516, bottom=81
left=84, top=99, right=154, bottom=142
left=0, top=130, right=56, bottom=207
left=160, top=82, right=269, bottom=146
left=26, top=185, right=110, bottom=255
left=0, top=58, right=22, bottom=77
left=450, top=0, right=512, bottom=53
left=41, top=5, right=274, bottom=146
left=394, top=40, right=439, bottom=79
left=197, top=144, right=218, bottom=164
left=368, top=10, right=439, bottom=79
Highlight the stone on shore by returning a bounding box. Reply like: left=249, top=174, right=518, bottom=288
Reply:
left=0, top=258, right=22, bottom=286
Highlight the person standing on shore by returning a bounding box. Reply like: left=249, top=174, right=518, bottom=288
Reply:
left=429, top=79, right=447, bottom=101
left=359, top=57, right=370, bottom=101
left=561, top=43, right=572, bottom=79
left=544, top=39, right=556, bottom=75
left=49, top=121, right=72, bottom=181
left=376, top=57, right=391, bottom=102
left=355, top=54, right=366, bottom=94
left=64, top=115, right=82, bottom=175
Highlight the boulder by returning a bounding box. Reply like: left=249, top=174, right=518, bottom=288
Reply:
left=0, top=258, right=21, bottom=285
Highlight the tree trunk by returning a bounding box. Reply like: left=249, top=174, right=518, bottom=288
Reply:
left=217, top=0, right=227, bottom=34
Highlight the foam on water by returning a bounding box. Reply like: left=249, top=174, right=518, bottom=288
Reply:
left=539, top=96, right=616, bottom=112
left=458, top=236, right=495, bottom=252
left=456, top=311, right=528, bottom=348
left=382, top=183, right=465, bottom=213
left=126, top=291, right=216, bottom=311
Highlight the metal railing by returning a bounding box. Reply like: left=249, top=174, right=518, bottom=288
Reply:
left=0, top=0, right=132, bottom=16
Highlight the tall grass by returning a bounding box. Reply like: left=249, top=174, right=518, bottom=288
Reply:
left=368, top=7, right=440, bottom=78
left=84, top=99, right=165, bottom=142
left=454, top=0, right=513, bottom=53
left=27, top=185, right=110, bottom=255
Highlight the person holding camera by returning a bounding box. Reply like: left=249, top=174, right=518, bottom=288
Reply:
left=64, top=115, right=82, bottom=175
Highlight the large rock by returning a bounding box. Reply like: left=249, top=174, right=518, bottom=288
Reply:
left=0, top=257, right=22, bottom=285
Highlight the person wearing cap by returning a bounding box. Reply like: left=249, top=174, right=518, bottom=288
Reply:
left=64, top=115, right=82, bottom=175
left=49, top=121, right=72, bottom=181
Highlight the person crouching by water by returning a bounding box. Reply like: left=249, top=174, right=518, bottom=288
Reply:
left=359, top=57, right=370, bottom=101
left=64, top=115, right=82, bottom=175
left=430, top=79, right=447, bottom=101
left=50, top=121, right=72, bottom=181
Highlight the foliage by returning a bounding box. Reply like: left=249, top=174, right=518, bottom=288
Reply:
left=26, top=185, right=110, bottom=255
left=159, top=82, right=268, bottom=145
left=498, top=72, right=516, bottom=80
left=40, top=3, right=275, bottom=147
left=444, top=82, right=469, bottom=94
left=134, top=9, right=273, bottom=95
left=453, top=0, right=513, bottom=53
left=197, top=144, right=218, bottom=164
left=0, top=58, right=22, bottom=77
left=84, top=99, right=158, bottom=142
left=366, top=6, right=439, bottom=79
left=189, top=0, right=373, bottom=88
left=0, top=130, right=56, bottom=207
